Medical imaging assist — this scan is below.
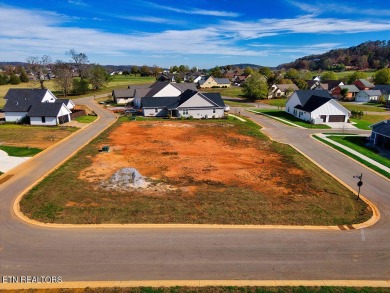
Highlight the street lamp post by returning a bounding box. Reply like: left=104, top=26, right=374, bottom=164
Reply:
left=353, top=173, right=363, bottom=200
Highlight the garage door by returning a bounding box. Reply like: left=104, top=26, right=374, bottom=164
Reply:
left=328, top=115, right=345, bottom=122
left=58, top=115, right=70, bottom=124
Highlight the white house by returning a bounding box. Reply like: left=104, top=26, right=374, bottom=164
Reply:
left=286, top=90, right=350, bottom=123
left=355, top=90, right=382, bottom=103
left=142, top=90, right=225, bottom=119
left=198, top=76, right=231, bottom=88
left=3, top=88, right=72, bottom=125
left=370, top=120, right=390, bottom=149
left=133, top=82, right=197, bottom=108
left=268, top=84, right=299, bottom=99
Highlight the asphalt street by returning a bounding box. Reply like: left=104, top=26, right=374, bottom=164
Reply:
left=1, top=99, right=390, bottom=282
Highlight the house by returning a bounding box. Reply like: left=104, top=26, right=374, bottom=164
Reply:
left=373, top=85, right=390, bottom=101
left=3, top=88, right=72, bottom=125
left=268, top=84, right=299, bottom=99
left=354, top=79, right=375, bottom=90
left=331, top=85, right=360, bottom=100
left=112, top=86, right=151, bottom=105
left=133, top=82, right=197, bottom=108
left=370, top=120, right=390, bottom=149
left=141, top=89, right=225, bottom=119
left=286, top=90, right=350, bottom=123
left=355, top=90, right=382, bottom=103
left=198, top=76, right=231, bottom=88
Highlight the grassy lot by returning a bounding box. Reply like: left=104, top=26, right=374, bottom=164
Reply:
left=340, top=102, right=387, bottom=113
left=20, top=117, right=370, bottom=225
left=350, top=114, right=390, bottom=130
left=0, top=124, right=78, bottom=149
left=0, top=75, right=155, bottom=108
left=252, top=109, right=331, bottom=129
left=224, top=100, right=255, bottom=107
left=0, top=145, right=42, bottom=156
left=75, top=115, right=98, bottom=123
left=259, top=98, right=287, bottom=108
left=201, top=86, right=244, bottom=98
left=314, top=135, right=390, bottom=179
left=10, top=287, right=390, bottom=293
left=328, top=136, right=390, bottom=169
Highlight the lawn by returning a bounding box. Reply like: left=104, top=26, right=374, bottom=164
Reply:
left=75, top=115, right=98, bottom=123
left=0, top=124, right=78, bottom=149
left=340, top=102, right=387, bottom=113
left=201, top=86, right=244, bottom=98
left=252, top=109, right=331, bottom=129
left=328, top=136, right=390, bottom=169
left=350, top=114, right=390, bottom=130
left=0, top=145, right=42, bottom=157
left=259, top=98, right=287, bottom=108
left=20, top=118, right=370, bottom=225
left=224, top=100, right=255, bottom=107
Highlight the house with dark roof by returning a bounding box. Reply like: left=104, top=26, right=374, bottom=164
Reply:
left=141, top=90, right=225, bottom=119
left=373, top=85, right=390, bottom=101
left=198, top=76, right=231, bottom=89
left=355, top=90, right=382, bottom=103
left=3, top=88, right=72, bottom=125
left=370, top=120, right=390, bottom=149
left=133, top=82, right=197, bottom=108
left=286, top=90, right=350, bottom=124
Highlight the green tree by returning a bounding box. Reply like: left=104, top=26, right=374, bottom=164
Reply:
left=72, top=78, right=89, bottom=95
left=130, top=66, right=139, bottom=76
left=242, top=72, right=268, bottom=101
left=52, top=60, right=74, bottom=97
left=321, top=71, right=337, bottom=80
left=299, top=70, right=312, bottom=80
left=347, top=71, right=366, bottom=84
left=140, top=65, right=151, bottom=76
left=9, top=74, right=21, bottom=85
left=19, top=70, right=29, bottom=83
left=89, top=64, right=111, bottom=90
left=294, top=79, right=308, bottom=90
left=374, top=68, right=390, bottom=85
left=210, top=66, right=223, bottom=78
left=0, top=74, right=8, bottom=85
left=284, top=68, right=299, bottom=79
left=170, top=65, right=179, bottom=73
left=244, top=66, right=253, bottom=76
left=175, top=75, right=183, bottom=83
left=259, top=67, right=273, bottom=79
left=340, top=88, right=349, bottom=100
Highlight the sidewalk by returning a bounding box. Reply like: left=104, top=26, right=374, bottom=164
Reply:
left=315, top=133, right=390, bottom=174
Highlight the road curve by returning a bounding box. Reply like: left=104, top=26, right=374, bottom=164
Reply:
left=1, top=101, right=390, bottom=282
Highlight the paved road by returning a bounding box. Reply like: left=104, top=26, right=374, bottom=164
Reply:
left=1, top=100, right=390, bottom=282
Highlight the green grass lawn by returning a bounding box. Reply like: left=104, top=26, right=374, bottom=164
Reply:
left=0, top=145, right=42, bottom=157
left=259, top=98, right=287, bottom=107
left=252, top=109, right=331, bottom=129
left=314, top=135, right=390, bottom=179
left=350, top=114, right=390, bottom=130
left=75, top=115, right=98, bottom=123
left=20, top=118, right=370, bottom=225
left=201, top=86, right=244, bottom=98
left=328, top=135, right=390, bottom=169
left=224, top=100, right=255, bottom=107
left=340, top=102, right=387, bottom=113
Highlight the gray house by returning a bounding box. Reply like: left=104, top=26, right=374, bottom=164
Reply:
left=370, top=120, right=390, bottom=149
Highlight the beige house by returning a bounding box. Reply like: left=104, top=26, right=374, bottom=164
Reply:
left=198, top=76, right=231, bottom=88
left=268, top=84, right=299, bottom=99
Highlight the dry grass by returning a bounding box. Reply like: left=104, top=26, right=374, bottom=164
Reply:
left=20, top=119, right=371, bottom=225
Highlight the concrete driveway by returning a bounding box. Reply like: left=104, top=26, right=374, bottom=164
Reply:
left=0, top=149, right=31, bottom=173
left=0, top=100, right=390, bottom=285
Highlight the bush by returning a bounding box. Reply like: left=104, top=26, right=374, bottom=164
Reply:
left=9, top=74, right=21, bottom=85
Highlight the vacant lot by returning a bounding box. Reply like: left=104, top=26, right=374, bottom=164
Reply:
left=0, top=124, right=77, bottom=148
left=21, top=119, right=370, bottom=225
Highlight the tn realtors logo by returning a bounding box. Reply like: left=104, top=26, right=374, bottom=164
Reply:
left=2, top=276, right=62, bottom=283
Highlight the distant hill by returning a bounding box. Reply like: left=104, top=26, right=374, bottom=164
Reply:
left=278, top=40, right=390, bottom=71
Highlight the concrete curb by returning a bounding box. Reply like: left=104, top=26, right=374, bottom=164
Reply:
left=12, top=110, right=379, bottom=231
left=312, top=133, right=390, bottom=182
left=246, top=109, right=306, bottom=128
left=1, top=279, right=390, bottom=290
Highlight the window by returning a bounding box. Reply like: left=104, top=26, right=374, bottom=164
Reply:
left=213, top=109, right=216, bottom=113
left=183, top=109, right=188, bottom=115
left=155, top=108, right=158, bottom=113
left=41, top=116, right=46, bottom=123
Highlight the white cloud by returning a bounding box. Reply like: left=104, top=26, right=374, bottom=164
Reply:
left=68, top=0, right=88, bottom=7
left=119, top=16, right=183, bottom=24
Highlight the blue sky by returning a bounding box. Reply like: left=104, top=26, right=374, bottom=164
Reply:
left=1, top=0, right=390, bottom=68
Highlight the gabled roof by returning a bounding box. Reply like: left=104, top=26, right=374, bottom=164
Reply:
left=371, top=120, right=390, bottom=138
left=293, top=90, right=332, bottom=106
left=141, top=96, right=179, bottom=108
left=275, top=84, right=299, bottom=91
left=373, top=85, right=390, bottom=94
left=173, top=90, right=224, bottom=108
left=4, top=88, right=48, bottom=102
left=112, top=89, right=134, bottom=98
left=3, top=97, right=33, bottom=112
left=339, top=85, right=360, bottom=93
left=356, top=79, right=374, bottom=88
left=214, top=78, right=230, bottom=84
left=144, top=81, right=170, bottom=97
left=171, top=83, right=198, bottom=92
left=294, top=96, right=331, bottom=113
left=202, top=92, right=225, bottom=107
left=27, top=102, right=67, bottom=117
left=321, top=80, right=343, bottom=90
left=360, top=90, right=382, bottom=96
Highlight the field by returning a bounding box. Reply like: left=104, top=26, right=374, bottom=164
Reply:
left=20, top=119, right=370, bottom=225
left=201, top=86, right=244, bottom=98
left=0, top=124, right=78, bottom=148
left=340, top=102, right=386, bottom=113
left=350, top=114, right=390, bottom=130
left=0, top=75, right=155, bottom=108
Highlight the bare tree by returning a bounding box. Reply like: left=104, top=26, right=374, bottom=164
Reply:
left=52, top=60, right=73, bottom=97
left=26, top=55, right=52, bottom=89
left=66, top=49, right=89, bottom=79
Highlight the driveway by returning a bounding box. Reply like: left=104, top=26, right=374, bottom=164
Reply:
left=0, top=150, right=31, bottom=173
left=0, top=101, right=390, bottom=284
